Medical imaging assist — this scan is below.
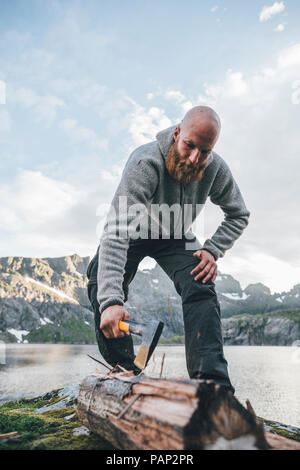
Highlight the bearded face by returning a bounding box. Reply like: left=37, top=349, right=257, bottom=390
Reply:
left=165, top=140, right=208, bottom=184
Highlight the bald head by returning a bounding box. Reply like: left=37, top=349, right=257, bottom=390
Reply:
left=181, top=106, right=221, bottom=139
left=166, top=106, right=221, bottom=183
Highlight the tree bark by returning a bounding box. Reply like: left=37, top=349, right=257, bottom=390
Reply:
left=78, top=370, right=289, bottom=450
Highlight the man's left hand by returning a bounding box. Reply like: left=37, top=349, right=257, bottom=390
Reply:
left=190, top=250, right=217, bottom=283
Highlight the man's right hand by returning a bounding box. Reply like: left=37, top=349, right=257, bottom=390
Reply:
left=100, top=305, right=130, bottom=339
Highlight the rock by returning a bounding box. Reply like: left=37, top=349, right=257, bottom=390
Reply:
left=36, top=384, right=80, bottom=414
left=264, top=318, right=299, bottom=345
left=73, top=426, right=90, bottom=436
left=222, top=314, right=300, bottom=346
left=64, top=413, right=76, bottom=421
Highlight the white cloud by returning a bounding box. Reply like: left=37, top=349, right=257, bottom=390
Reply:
left=165, top=90, right=186, bottom=103
left=2, top=30, right=32, bottom=47
left=0, top=163, right=131, bottom=258
left=277, top=43, right=300, bottom=68
left=218, top=251, right=300, bottom=294
left=0, top=170, right=82, bottom=233
left=0, top=108, right=11, bottom=132
left=204, top=70, right=248, bottom=100
left=163, top=89, right=194, bottom=115
left=259, top=2, right=285, bottom=22
left=274, top=23, right=285, bottom=32
left=125, top=97, right=172, bottom=148
left=211, top=5, right=219, bottom=13
left=20, top=48, right=55, bottom=70
left=0, top=80, right=6, bottom=104
left=185, top=42, right=300, bottom=291
left=0, top=169, right=94, bottom=256
left=46, top=13, right=115, bottom=69
left=59, top=118, right=108, bottom=151
left=9, top=86, right=65, bottom=125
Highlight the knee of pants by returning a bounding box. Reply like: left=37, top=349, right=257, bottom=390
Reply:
left=173, top=265, right=218, bottom=304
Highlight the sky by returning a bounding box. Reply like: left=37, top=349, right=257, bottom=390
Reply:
left=0, top=0, right=300, bottom=293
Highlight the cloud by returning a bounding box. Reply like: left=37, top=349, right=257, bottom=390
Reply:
left=277, top=43, right=300, bottom=68
left=0, top=169, right=99, bottom=257
left=163, top=89, right=194, bottom=114
left=145, top=43, right=300, bottom=291
left=274, top=23, right=286, bottom=32
left=0, top=80, right=6, bottom=104
left=259, top=2, right=285, bottom=22
left=204, top=70, right=248, bottom=99
left=125, top=97, right=172, bottom=148
left=46, top=12, right=115, bottom=70
left=0, top=170, right=82, bottom=228
left=8, top=86, right=65, bottom=125
left=50, top=78, right=108, bottom=107
left=0, top=108, right=11, bottom=132
left=185, top=42, right=300, bottom=284
left=211, top=6, right=219, bottom=13
left=218, top=250, right=300, bottom=293
left=59, top=118, right=108, bottom=151
left=2, top=29, right=32, bottom=47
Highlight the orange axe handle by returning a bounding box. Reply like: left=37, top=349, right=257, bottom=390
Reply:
left=119, top=320, right=130, bottom=333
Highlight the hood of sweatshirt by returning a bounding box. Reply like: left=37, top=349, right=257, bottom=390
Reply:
left=156, top=124, right=214, bottom=167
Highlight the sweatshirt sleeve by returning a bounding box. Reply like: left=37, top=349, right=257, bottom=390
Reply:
left=202, top=160, right=250, bottom=260
left=97, top=156, right=159, bottom=314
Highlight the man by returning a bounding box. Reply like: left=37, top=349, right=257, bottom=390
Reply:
left=87, top=106, right=250, bottom=393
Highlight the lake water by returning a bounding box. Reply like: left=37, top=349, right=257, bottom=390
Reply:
left=0, top=344, right=299, bottom=428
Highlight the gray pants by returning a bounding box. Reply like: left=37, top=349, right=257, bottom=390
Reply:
left=87, top=236, right=234, bottom=392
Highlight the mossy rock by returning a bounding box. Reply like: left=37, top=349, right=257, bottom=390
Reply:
left=259, top=417, right=300, bottom=442
left=0, top=394, right=114, bottom=450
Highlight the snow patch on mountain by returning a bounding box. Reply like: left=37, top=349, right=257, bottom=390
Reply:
left=40, top=317, right=54, bottom=325
left=25, top=277, right=79, bottom=304
left=222, top=293, right=249, bottom=301
left=7, top=329, right=29, bottom=343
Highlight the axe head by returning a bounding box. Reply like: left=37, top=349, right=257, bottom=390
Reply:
left=119, top=319, right=164, bottom=370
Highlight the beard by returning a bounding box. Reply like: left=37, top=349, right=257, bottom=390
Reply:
left=165, top=142, right=208, bottom=184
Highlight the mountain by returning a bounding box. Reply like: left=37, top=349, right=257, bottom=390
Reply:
left=0, top=254, right=299, bottom=345
left=0, top=255, right=93, bottom=344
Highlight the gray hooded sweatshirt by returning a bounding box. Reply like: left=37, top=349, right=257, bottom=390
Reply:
left=97, top=124, right=250, bottom=313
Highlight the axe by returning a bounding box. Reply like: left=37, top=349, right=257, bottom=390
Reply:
left=119, top=319, right=164, bottom=370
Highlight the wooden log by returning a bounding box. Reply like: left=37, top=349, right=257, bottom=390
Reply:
left=77, top=370, right=277, bottom=450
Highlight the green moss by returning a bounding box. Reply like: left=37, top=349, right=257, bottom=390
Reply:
left=41, top=409, right=76, bottom=419
left=231, top=309, right=300, bottom=325
left=0, top=398, right=48, bottom=411
left=0, top=410, right=60, bottom=449
left=30, top=430, right=113, bottom=450
left=0, top=404, right=114, bottom=450
left=259, top=418, right=300, bottom=442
